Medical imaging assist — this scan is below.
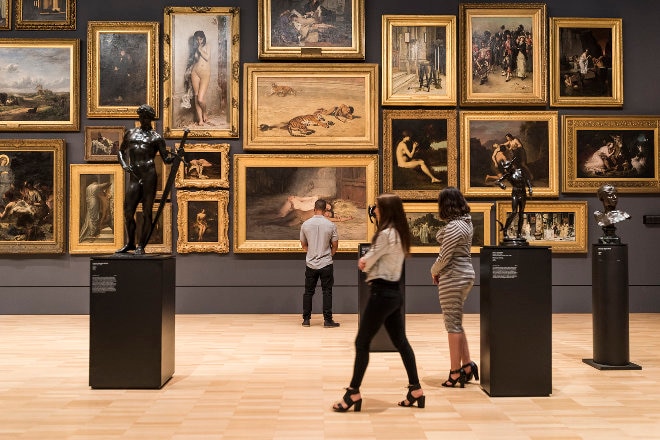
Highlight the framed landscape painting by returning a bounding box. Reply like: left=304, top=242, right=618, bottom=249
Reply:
left=0, top=139, right=65, bottom=254
left=381, top=15, right=457, bottom=106
left=0, top=38, right=80, bottom=132
left=495, top=200, right=588, bottom=253
left=175, top=143, right=230, bottom=189
left=163, top=6, right=240, bottom=139
left=176, top=190, right=229, bottom=254
left=258, top=0, right=365, bottom=60
left=550, top=17, right=623, bottom=107
left=382, top=109, right=457, bottom=200
left=562, top=115, right=660, bottom=193
left=87, top=21, right=159, bottom=118
left=69, top=164, right=124, bottom=255
left=243, top=63, right=378, bottom=150
left=460, top=111, right=559, bottom=198
left=14, top=0, right=75, bottom=30
left=233, top=154, right=378, bottom=253
left=459, top=3, right=547, bottom=106
left=0, top=0, right=10, bottom=30
left=84, top=126, right=124, bottom=162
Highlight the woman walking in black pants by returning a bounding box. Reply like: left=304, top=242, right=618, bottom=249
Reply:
left=332, top=193, right=424, bottom=412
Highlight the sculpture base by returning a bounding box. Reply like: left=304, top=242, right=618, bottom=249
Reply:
left=582, top=358, right=642, bottom=370
left=499, top=237, right=529, bottom=247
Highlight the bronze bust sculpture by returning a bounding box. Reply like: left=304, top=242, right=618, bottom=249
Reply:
left=593, top=183, right=631, bottom=244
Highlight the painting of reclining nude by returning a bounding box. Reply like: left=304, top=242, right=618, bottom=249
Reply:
left=233, top=154, right=377, bottom=253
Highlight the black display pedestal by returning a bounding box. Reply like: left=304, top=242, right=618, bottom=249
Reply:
left=357, top=244, right=404, bottom=352
left=89, top=254, right=176, bottom=389
left=480, top=246, right=552, bottom=396
left=583, top=244, right=641, bottom=370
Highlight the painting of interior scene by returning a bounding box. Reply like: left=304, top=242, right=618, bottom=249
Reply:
left=245, top=166, right=366, bottom=241
left=559, top=27, right=613, bottom=97
left=389, top=25, right=447, bottom=96
left=576, top=129, right=654, bottom=179
left=270, top=0, right=352, bottom=48
left=0, top=152, right=54, bottom=242
left=503, top=211, right=575, bottom=242
left=22, top=0, right=67, bottom=21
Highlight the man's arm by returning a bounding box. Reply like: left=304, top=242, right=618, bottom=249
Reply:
left=330, top=239, right=338, bottom=256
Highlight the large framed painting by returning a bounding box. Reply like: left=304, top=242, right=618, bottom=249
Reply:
left=175, top=143, right=230, bottom=189
left=163, top=7, right=240, bottom=139
left=84, top=125, right=124, bottom=162
left=460, top=111, right=559, bottom=198
left=382, top=109, right=457, bottom=200
left=176, top=190, right=229, bottom=254
left=381, top=15, right=457, bottom=106
left=244, top=63, right=378, bottom=150
left=86, top=21, right=159, bottom=118
left=459, top=3, right=547, bottom=106
left=14, top=0, right=75, bottom=30
left=233, top=154, right=378, bottom=253
left=550, top=17, right=623, bottom=108
left=0, top=139, right=65, bottom=254
left=258, top=0, right=365, bottom=60
left=0, top=0, right=10, bottom=30
left=136, top=204, right=172, bottom=254
left=562, top=115, right=660, bottom=193
left=495, top=200, right=588, bottom=253
left=0, top=38, right=80, bottom=132
left=403, top=201, right=492, bottom=254
left=69, top=164, right=124, bottom=255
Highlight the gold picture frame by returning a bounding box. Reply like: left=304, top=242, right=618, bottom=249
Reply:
left=86, top=21, right=159, bottom=118
left=233, top=154, right=378, bottom=253
left=459, top=111, right=559, bottom=198
left=495, top=200, right=588, bottom=253
left=403, top=201, right=492, bottom=254
left=243, top=62, right=378, bottom=150
left=14, top=0, right=75, bottom=30
left=69, top=164, right=124, bottom=255
left=258, top=0, right=365, bottom=60
left=163, top=6, right=240, bottom=139
left=84, top=125, right=124, bottom=162
left=0, top=139, right=65, bottom=254
left=382, top=109, right=457, bottom=200
left=0, top=38, right=80, bottom=132
left=176, top=190, right=229, bottom=254
left=459, top=2, right=547, bottom=106
left=562, top=115, right=660, bottom=193
left=0, top=0, right=11, bottom=30
left=175, top=143, right=230, bottom=189
left=550, top=17, right=623, bottom=107
left=381, top=15, right=457, bottom=106
left=136, top=204, right=172, bottom=254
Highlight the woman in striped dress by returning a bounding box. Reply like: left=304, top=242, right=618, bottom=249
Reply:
left=431, top=187, right=478, bottom=388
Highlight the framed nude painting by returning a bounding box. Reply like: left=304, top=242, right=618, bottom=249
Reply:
left=0, top=39, right=80, bottom=132
left=14, top=0, right=75, bottom=30
left=460, top=111, right=559, bottom=198
left=0, top=139, right=65, bottom=254
left=562, top=115, right=660, bottom=193
left=382, top=109, right=457, bottom=200
left=495, top=200, right=588, bottom=253
left=175, top=143, right=230, bottom=189
left=243, top=63, right=378, bottom=150
left=459, top=3, right=547, bottom=106
left=69, top=164, right=124, bottom=255
left=176, top=190, right=229, bottom=254
left=258, top=0, right=365, bottom=60
left=163, top=7, right=240, bottom=139
left=87, top=21, right=159, bottom=118
left=381, top=15, right=457, bottom=106
left=550, top=17, right=623, bottom=107
left=233, top=154, right=378, bottom=253
left=84, top=126, right=124, bottom=162
left=0, top=0, right=10, bottom=30
left=403, top=201, right=491, bottom=254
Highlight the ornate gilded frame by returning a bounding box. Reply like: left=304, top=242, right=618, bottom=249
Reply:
left=176, top=190, right=229, bottom=254
left=175, top=143, right=230, bottom=189
left=84, top=125, right=124, bottom=162
left=14, top=0, right=75, bottom=30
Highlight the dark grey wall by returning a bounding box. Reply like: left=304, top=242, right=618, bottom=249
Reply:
left=1, top=0, right=659, bottom=314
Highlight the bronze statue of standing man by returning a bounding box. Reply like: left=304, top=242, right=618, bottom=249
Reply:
left=495, top=158, right=533, bottom=245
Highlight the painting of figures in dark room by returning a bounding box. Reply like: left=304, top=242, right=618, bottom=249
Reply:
left=270, top=0, right=353, bottom=48
left=559, top=27, right=613, bottom=98
left=98, top=33, right=148, bottom=107
left=245, top=166, right=366, bottom=241
left=576, top=129, right=655, bottom=179
left=21, top=0, right=67, bottom=22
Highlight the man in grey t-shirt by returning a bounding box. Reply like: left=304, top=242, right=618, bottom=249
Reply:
left=300, top=198, right=340, bottom=328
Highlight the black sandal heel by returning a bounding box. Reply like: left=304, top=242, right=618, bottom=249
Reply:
left=462, top=361, right=479, bottom=382
left=332, top=388, right=362, bottom=412
left=398, top=383, right=425, bottom=408
left=442, top=368, right=466, bottom=388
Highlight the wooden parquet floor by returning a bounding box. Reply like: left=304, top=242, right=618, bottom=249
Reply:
left=1, top=314, right=659, bottom=440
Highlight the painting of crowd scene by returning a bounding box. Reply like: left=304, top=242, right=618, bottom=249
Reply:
left=506, top=211, right=575, bottom=243
left=407, top=211, right=485, bottom=251
left=576, top=129, right=655, bottom=179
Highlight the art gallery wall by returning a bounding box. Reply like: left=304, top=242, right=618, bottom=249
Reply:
left=0, top=0, right=658, bottom=314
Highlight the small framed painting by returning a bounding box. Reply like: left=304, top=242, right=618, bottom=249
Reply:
left=176, top=190, right=229, bottom=254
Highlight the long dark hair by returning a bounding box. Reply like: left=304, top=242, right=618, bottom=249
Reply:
left=438, top=187, right=470, bottom=220
left=371, top=193, right=411, bottom=254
